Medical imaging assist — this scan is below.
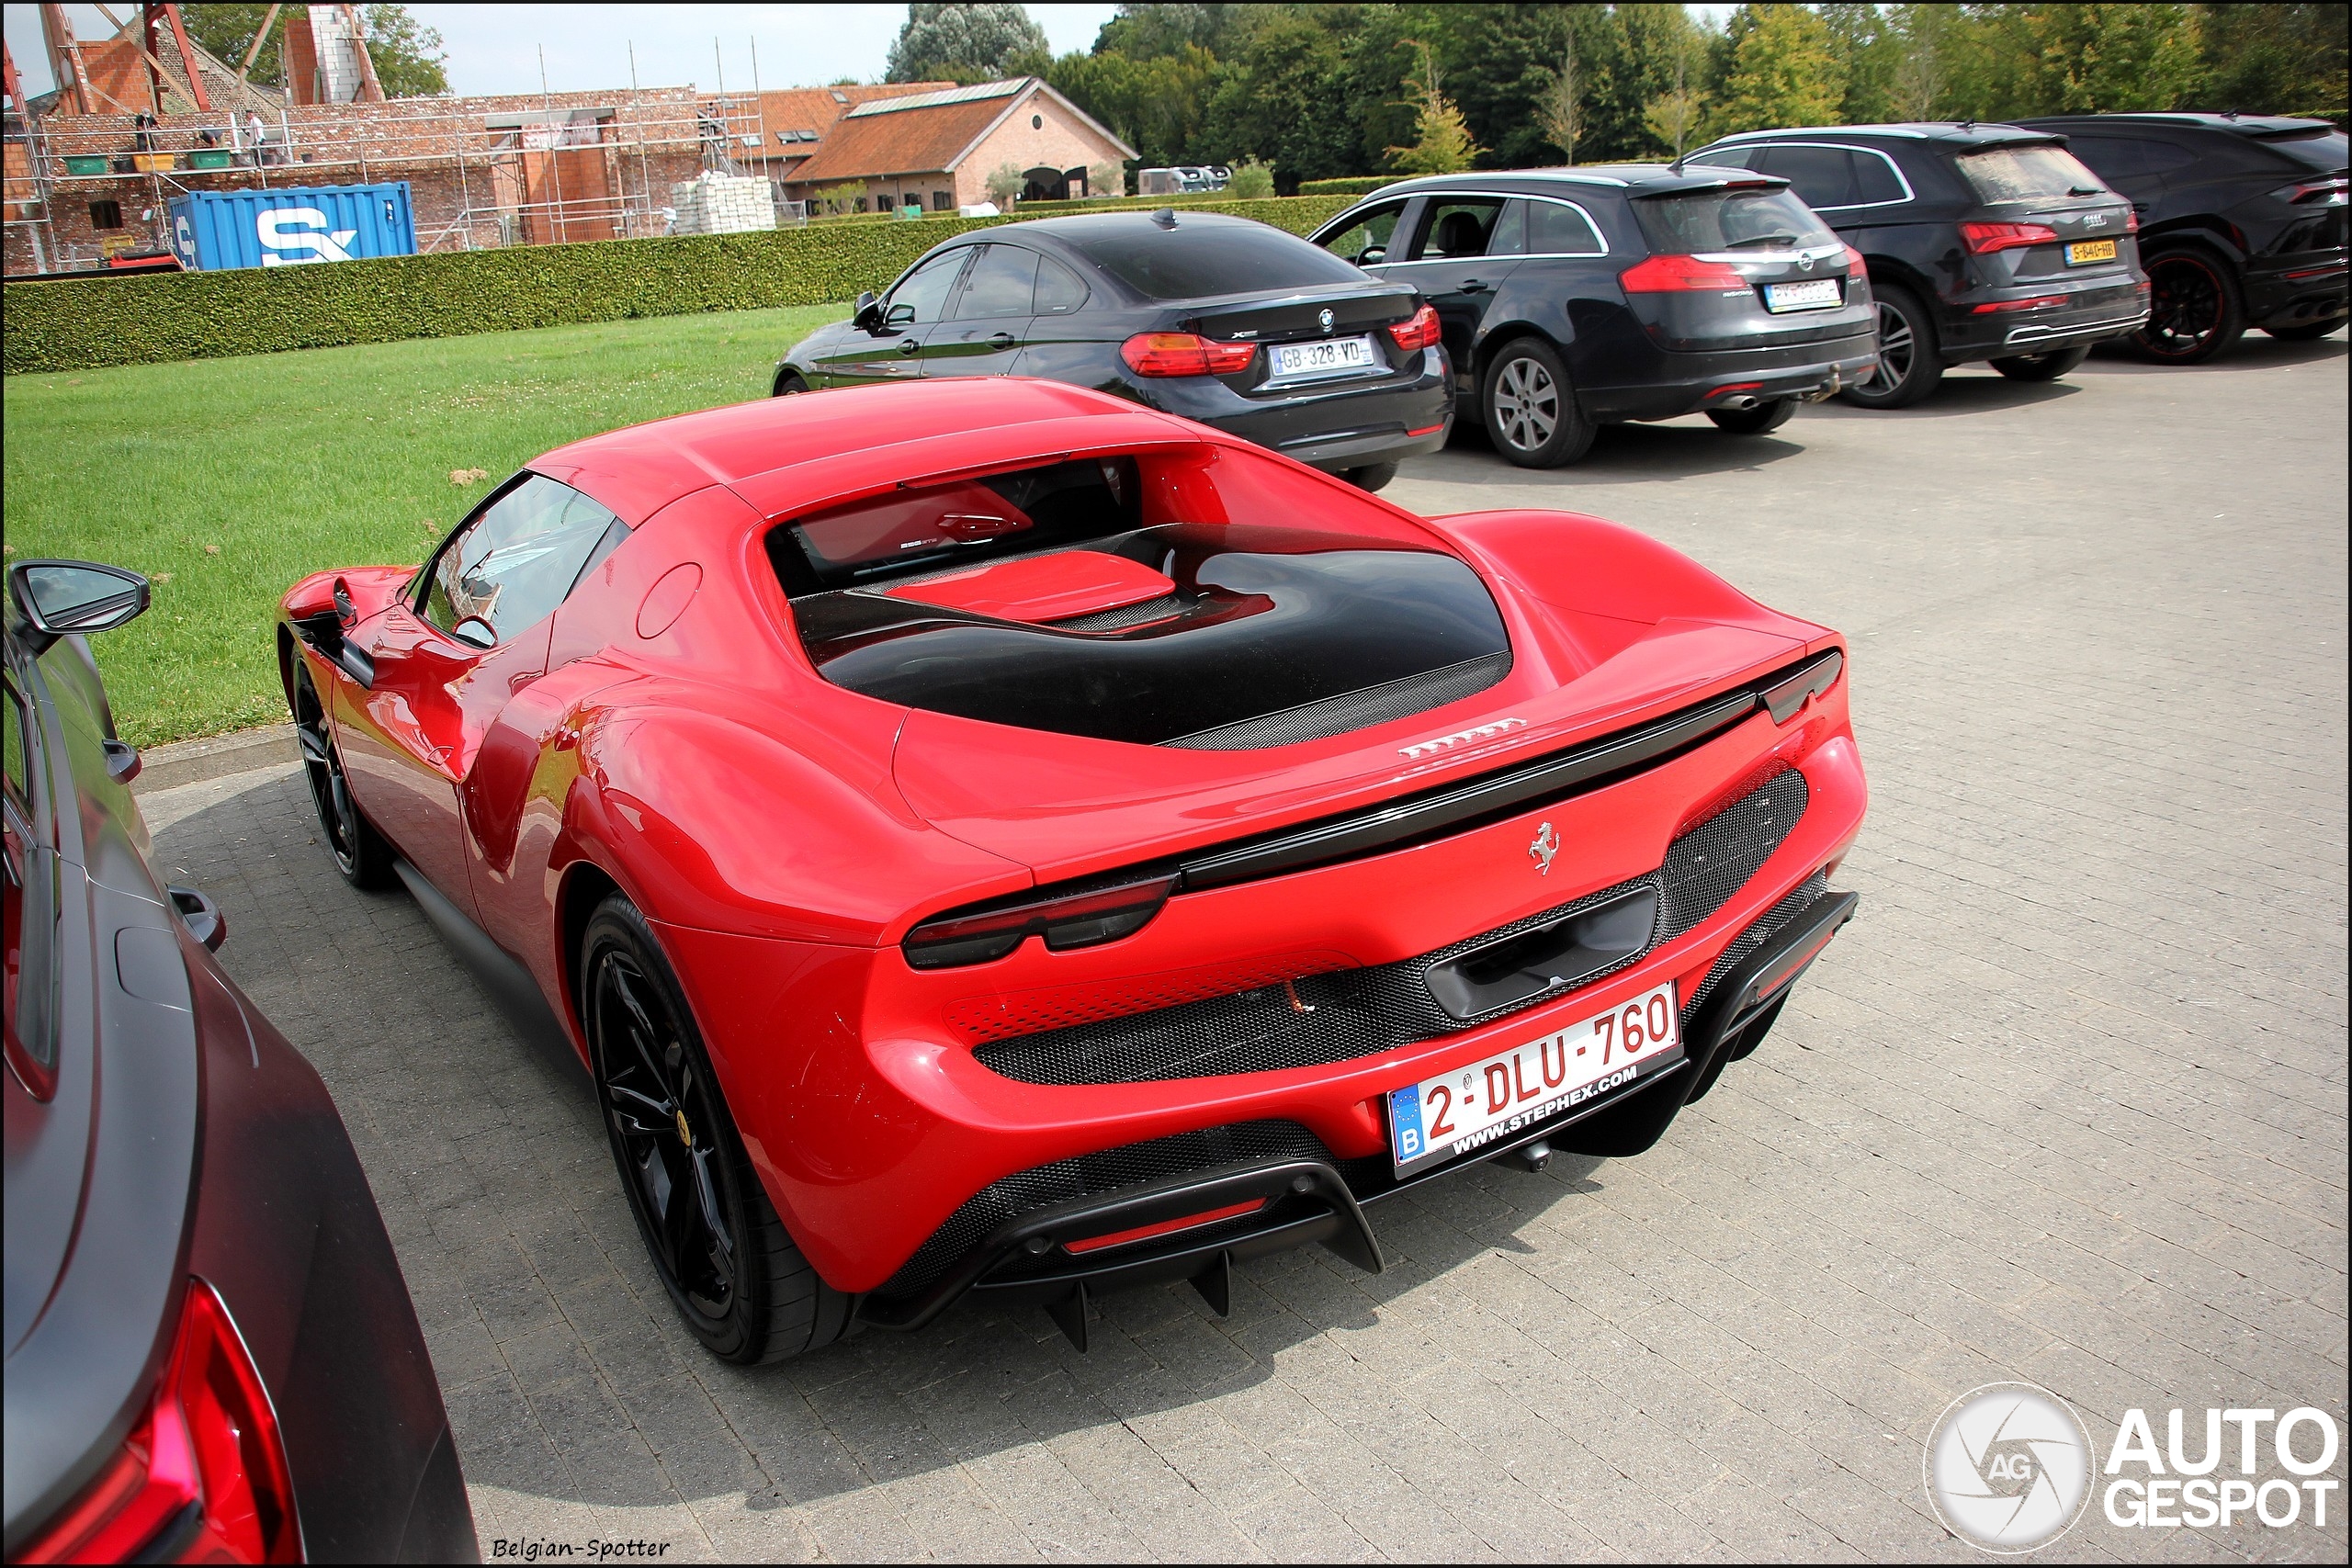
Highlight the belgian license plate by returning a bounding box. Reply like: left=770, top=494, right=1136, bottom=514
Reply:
left=1268, top=334, right=1377, bottom=382
left=1386, top=983, right=1683, bottom=1177
left=1764, top=278, right=1842, bottom=312
left=2066, top=239, right=2118, bottom=265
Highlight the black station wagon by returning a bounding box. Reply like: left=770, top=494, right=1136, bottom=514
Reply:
left=1306, top=164, right=1881, bottom=466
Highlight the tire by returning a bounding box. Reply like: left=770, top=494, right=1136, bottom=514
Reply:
left=1344, top=462, right=1398, bottom=492
left=1988, top=345, right=2089, bottom=381
left=1705, top=398, right=1797, bottom=434
left=1838, top=284, right=1943, bottom=409
left=1480, top=339, right=1595, bottom=468
left=772, top=370, right=809, bottom=397
left=582, top=894, right=849, bottom=1365
left=291, top=665, right=395, bottom=890
left=2263, top=319, right=2345, bottom=342
left=2134, top=247, right=2245, bottom=364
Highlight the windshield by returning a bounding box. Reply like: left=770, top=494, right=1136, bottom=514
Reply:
left=1067, top=223, right=1369, bottom=299
left=1630, top=186, right=1837, bottom=254
left=1957, top=144, right=2109, bottom=202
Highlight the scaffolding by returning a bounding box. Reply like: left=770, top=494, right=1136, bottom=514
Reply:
left=5, top=87, right=771, bottom=273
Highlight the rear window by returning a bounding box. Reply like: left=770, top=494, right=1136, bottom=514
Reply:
left=2253, top=128, right=2349, bottom=173
left=1066, top=223, right=1368, bottom=300
left=1956, top=144, right=2108, bottom=203
left=1630, top=186, right=1837, bottom=254
left=771, top=457, right=1140, bottom=595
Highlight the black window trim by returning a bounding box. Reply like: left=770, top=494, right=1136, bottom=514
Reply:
left=1704, top=140, right=1917, bottom=211
left=1379, top=190, right=1612, bottom=262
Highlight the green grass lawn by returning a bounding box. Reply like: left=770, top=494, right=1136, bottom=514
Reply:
left=3, top=303, right=848, bottom=746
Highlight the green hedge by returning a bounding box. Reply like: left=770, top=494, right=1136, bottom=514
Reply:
left=1297, top=176, right=1398, bottom=197
left=1, top=195, right=1355, bottom=375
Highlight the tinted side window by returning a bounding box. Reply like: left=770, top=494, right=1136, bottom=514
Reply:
left=1687, top=147, right=1758, bottom=169
left=424, top=477, right=625, bottom=643
left=1409, top=198, right=1506, bottom=260
left=886, top=250, right=971, bottom=326
left=2064, top=136, right=2198, bottom=183
left=1521, top=199, right=1605, bottom=255
left=1853, top=150, right=1906, bottom=204
left=1317, top=200, right=1408, bottom=265
left=1762, top=145, right=1860, bottom=209
left=953, top=245, right=1040, bottom=318
left=1034, top=255, right=1091, bottom=314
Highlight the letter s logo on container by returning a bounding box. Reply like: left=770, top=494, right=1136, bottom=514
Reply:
left=257, top=206, right=358, bottom=265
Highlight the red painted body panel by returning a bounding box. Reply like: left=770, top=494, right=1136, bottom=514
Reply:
left=277, top=378, right=1869, bottom=1299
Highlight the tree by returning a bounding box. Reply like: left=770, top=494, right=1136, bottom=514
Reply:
left=1387, top=41, right=1482, bottom=174
left=1087, top=159, right=1126, bottom=197
left=2196, top=3, right=2347, bottom=116
left=1198, top=6, right=1360, bottom=186
left=1227, top=158, right=1275, bottom=197
left=362, top=4, right=447, bottom=97
left=180, top=3, right=444, bottom=95
left=1643, top=30, right=1704, bottom=159
left=1886, top=3, right=1952, bottom=120
left=1715, top=3, right=1849, bottom=136
left=984, top=162, right=1026, bottom=204
left=1818, top=1, right=1896, bottom=124
left=1536, top=27, right=1584, bottom=163
left=886, top=3, right=1050, bottom=85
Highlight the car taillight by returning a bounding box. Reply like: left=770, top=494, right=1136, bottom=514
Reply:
left=1618, top=254, right=1748, bottom=292
left=903, top=874, right=1178, bottom=969
left=1386, top=303, right=1441, bottom=352
left=17, top=1279, right=300, bottom=1564
left=1960, top=221, right=2059, bottom=254
left=1119, top=333, right=1258, bottom=377
left=1839, top=244, right=1867, bottom=275
left=2284, top=179, right=2348, bottom=206
left=2124, top=209, right=2140, bottom=233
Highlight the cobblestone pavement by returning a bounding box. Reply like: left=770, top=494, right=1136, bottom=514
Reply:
left=148, top=341, right=2347, bottom=1562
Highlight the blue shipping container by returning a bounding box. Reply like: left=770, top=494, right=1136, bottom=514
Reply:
left=166, top=183, right=416, bottom=271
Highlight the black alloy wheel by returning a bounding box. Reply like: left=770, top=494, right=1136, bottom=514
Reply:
left=2134, top=248, right=2245, bottom=364
left=1481, top=339, right=1596, bottom=468
left=1988, top=345, right=2090, bottom=381
left=292, top=666, right=393, bottom=888
left=582, top=894, right=847, bottom=1364
left=773, top=370, right=810, bottom=397
left=1705, top=398, right=1798, bottom=435
left=1838, top=284, right=1943, bottom=409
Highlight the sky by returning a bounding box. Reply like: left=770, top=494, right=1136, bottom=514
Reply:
left=5, top=4, right=1123, bottom=99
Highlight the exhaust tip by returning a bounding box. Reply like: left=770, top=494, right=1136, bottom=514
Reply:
left=1498, top=1140, right=1552, bottom=1174
left=1718, top=395, right=1760, bottom=411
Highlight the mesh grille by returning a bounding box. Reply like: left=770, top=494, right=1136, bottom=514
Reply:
left=1164, top=652, right=1513, bottom=751
left=972, top=769, right=1809, bottom=1087
left=1684, top=868, right=1829, bottom=1018
left=880, top=1120, right=1336, bottom=1298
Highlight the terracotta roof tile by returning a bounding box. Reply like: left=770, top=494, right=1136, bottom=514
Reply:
left=788, top=93, right=1019, bottom=183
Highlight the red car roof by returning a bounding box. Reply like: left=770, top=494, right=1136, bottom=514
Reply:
left=531, top=378, right=1188, bottom=527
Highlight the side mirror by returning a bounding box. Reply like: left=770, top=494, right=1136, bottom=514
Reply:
left=452, top=615, right=498, bottom=650
left=886, top=301, right=918, bottom=330
left=9, top=559, right=150, bottom=650
left=1359, top=245, right=1385, bottom=265
left=853, top=290, right=882, bottom=331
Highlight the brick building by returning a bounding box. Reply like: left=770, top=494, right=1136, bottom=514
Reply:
left=784, top=78, right=1137, bottom=211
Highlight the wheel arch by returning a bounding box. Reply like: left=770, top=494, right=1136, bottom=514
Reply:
left=2138, top=220, right=2245, bottom=268
left=1470, top=322, right=1577, bottom=420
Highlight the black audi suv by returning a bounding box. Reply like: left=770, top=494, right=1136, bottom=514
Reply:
left=775, top=210, right=1451, bottom=491
left=5, top=561, right=476, bottom=1563
left=1304, top=164, right=1881, bottom=466
left=2015, top=113, right=2348, bottom=361
left=1688, top=122, right=2151, bottom=407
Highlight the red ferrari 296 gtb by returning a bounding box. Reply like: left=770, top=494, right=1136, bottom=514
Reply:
left=277, top=378, right=1866, bottom=1362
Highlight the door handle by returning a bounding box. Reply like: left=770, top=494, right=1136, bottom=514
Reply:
left=1459, top=279, right=1488, bottom=294
left=898, top=338, right=922, bottom=355
left=989, top=333, right=1016, bottom=347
